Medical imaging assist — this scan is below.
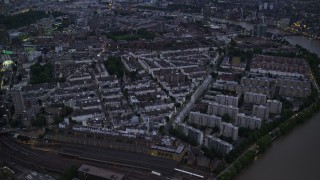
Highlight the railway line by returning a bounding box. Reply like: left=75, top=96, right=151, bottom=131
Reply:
left=0, top=135, right=177, bottom=178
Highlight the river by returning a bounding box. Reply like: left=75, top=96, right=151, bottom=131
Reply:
left=284, top=36, right=320, bottom=57
left=236, top=111, right=320, bottom=180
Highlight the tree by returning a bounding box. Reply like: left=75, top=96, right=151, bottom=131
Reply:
left=212, top=126, right=220, bottom=133
left=253, top=48, right=262, bottom=54
left=219, top=150, right=256, bottom=179
left=123, top=88, right=129, bottom=98
left=104, top=56, right=124, bottom=77
left=257, top=135, right=272, bottom=153
left=222, top=114, right=232, bottom=123
left=175, top=103, right=181, bottom=108
left=0, top=168, right=15, bottom=180
left=238, top=95, right=244, bottom=107
left=230, top=39, right=237, bottom=47
left=65, top=106, right=73, bottom=116
left=56, top=77, right=66, bottom=83
left=32, top=115, right=46, bottom=127
left=0, top=10, right=63, bottom=29
left=233, top=162, right=243, bottom=174
left=106, top=29, right=155, bottom=41
left=30, top=62, right=53, bottom=84
left=68, top=117, right=77, bottom=124
left=159, top=125, right=165, bottom=135
left=213, top=160, right=226, bottom=174
left=59, top=165, right=79, bottom=180
left=201, top=146, right=217, bottom=160
left=53, top=117, right=64, bottom=125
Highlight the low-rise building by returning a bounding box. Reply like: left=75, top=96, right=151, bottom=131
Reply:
left=149, top=145, right=186, bottom=161
left=250, top=55, right=309, bottom=78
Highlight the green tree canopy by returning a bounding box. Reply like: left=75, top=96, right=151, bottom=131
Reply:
left=30, top=62, right=53, bottom=84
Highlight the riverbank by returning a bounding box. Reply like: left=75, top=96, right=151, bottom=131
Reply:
left=216, top=101, right=320, bottom=180
left=284, top=36, right=320, bottom=57
left=236, top=109, right=320, bottom=180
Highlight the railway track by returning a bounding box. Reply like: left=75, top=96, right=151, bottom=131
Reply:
left=0, top=136, right=176, bottom=176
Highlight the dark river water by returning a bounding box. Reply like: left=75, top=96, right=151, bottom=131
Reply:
left=284, top=36, right=320, bottom=57
left=211, top=17, right=320, bottom=180
left=236, top=111, right=320, bottom=180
